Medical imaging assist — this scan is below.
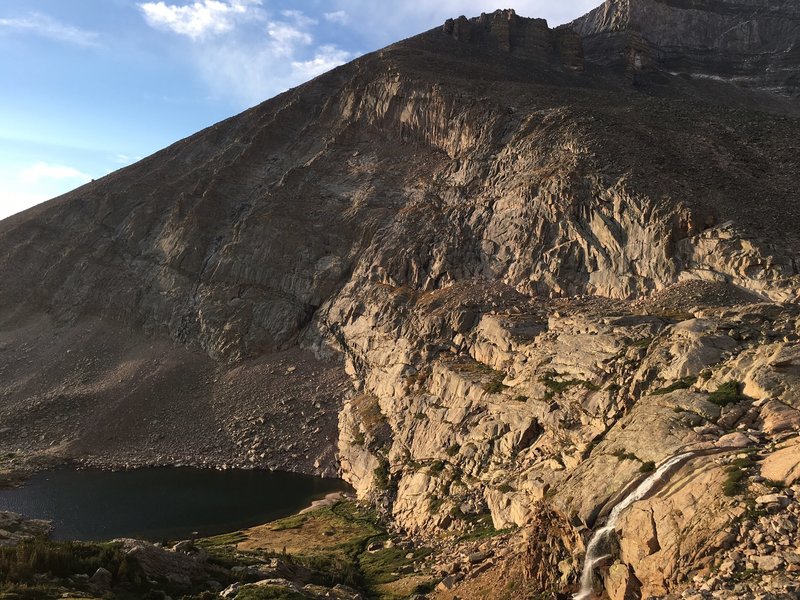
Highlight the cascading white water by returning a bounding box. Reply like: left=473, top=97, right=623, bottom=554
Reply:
left=572, top=452, right=694, bottom=600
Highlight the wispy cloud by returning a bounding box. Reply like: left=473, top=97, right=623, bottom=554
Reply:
left=139, top=3, right=355, bottom=107
left=138, top=0, right=263, bottom=40
left=0, top=162, right=95, bottom=220
left=0, top=189, right=49, bottom=220
left=323, top=11, right=350, bottom=25
left=281, top=10, right=317, bottom=28
left=113, top=154, right=144, bottom=165
left=20, top=162, right=92, bottom=184
left=0, top=12, right=100, bottom=47
left=201, top=41, right=355, bottom=106
left=292, top=45, right=354, bottom=79
left=266, top=20, right=312, bottom=56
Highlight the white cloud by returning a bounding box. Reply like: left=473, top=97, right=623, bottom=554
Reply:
left=323, top=11, right=349, bottom=25
left=281, top=10, right=317, bottom=28
left=138, top=0, right=262, bottom=40
left=292, top=45, right=354, bottom=79
left=113, top=154, right=144, bottom=165
left=0, top=162, right=96, bottom=220
left=20, top=162, right=92, bottom=184
left=0, top=12, right=100, bottom=47
left=200, top=40, right=353, bottom=106
left=140, top=5, right=352, bottom=106
left=0, top=189, right=49, bottom=221
left=267, top=21, right=312, bottom=56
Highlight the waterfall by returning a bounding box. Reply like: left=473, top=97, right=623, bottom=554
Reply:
left=572, top=452, right=694, bottom=600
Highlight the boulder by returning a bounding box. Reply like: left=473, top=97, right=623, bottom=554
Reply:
left=761, top=441, right=800, bottom=486
left=605, top=562, right=640, bottom=600
left=89, top=567, right=113, bottom=590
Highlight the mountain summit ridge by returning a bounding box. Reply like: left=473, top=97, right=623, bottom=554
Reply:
left=572, top=0, right=800, bottom=94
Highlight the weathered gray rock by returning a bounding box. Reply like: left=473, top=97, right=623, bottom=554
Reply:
left=573, top=0, right=800, bottom=96
left=0, top=512, right=52, bottom=547
left=89, top=567, right=113, bottom=590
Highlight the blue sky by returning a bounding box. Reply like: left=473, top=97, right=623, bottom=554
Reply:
left=0, top=0, right=599, bottom=220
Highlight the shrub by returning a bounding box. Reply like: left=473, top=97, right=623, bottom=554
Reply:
left=612, top=448, right=639, bottom=462
left=428, top=460, right=446, bottom=475
left=373, top=458, right=390, bottom=491
left=723, top=466, right=747, bottom=496
left=651, top=377, right=697, bottom=396
left=0, top=539, right=131, bottom=586
left=483, top=379, right=508, bottom=394
left=639, top=461, right=656, bottom=473
left=708, top=381, right=746, bottom=406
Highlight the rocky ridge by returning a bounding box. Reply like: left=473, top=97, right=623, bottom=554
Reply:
left=573, top=0, right=800, bottom=95
left=0, top=2, right=799, bottom=599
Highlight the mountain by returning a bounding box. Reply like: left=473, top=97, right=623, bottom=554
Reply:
left=1, top=2, right=799, bottom=598
left=574, top=0, right=800, bottom=96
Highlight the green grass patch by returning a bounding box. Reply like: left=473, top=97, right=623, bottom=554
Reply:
left=651, top=376, right=697, bottom=396
left=360, top=546, right=432, bottom=587
left=639, top=461, right=656, bottom=473
left=723, top=467, right=748, bottom=497
left=456, top=513, right=510, bottom=543
left=612, top=448, right=640, bottom=462
left=234, top=586, right=309, bottom=600
left=452, top=359, right=498, bottom=376
left=540, top=373, right=600, bottom=396
left=270, top=513, right=309, bottom=532
left=708, top=381, right=746, bottom=406
left=373, top=458, right=391, bottom=491
left=765, top=479, right=786, bottom=489
left=199, top=530, right=248, bottom=546
left=483, top=379, right=509, bottom=394
left=0, top=539, right=129, bottom=586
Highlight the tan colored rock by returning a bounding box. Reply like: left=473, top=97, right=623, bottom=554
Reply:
left=606, top=561, right=640, bottom=600
left=619, top=506, right=659, bottom=562
left=761, top=440, right=800, bottom=486
left=759, top=399, right=800, bottom=435
left=616, top=459, right=734, bottom=598
left=660, top=319, right=737, bottom=380
left=716, top=432, right=753, bottom=449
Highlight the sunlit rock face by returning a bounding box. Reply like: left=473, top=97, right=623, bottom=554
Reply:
left=573, top=0, right=800, bottom=95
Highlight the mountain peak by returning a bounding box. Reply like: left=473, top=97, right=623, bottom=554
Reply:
left=441, top=9, right=584, bottom=70
left=572, top=0, right=800, bottom=94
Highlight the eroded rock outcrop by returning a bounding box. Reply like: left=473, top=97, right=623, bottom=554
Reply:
left=573, top=0, right=800, bottom=94
left=443, top=10, right=584, bottom=70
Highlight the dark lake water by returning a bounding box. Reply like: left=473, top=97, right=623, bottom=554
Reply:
left=0, top=467, right=350, bottom=542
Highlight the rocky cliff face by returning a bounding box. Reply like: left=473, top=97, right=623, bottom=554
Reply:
left=1, top=2, right=799, bottom=599
left=443, top=9, right=584, bottom=70
left=573, top=0, right=800, bottom=94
